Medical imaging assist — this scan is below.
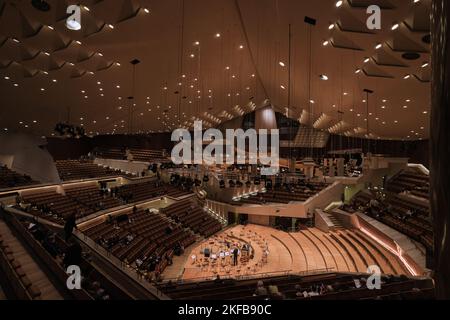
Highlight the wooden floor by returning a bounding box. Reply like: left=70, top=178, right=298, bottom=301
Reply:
left=165, top=224, right=410, bottom=282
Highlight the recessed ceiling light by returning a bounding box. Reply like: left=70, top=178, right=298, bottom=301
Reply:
left=391, top=23, right=399, bottom=30
left=364, top=58, right=370, bottom=63
left=421, top=62, right=429, bottom=68
left=336, top=1, right=343, bottom=8
left=4, top=76, right=10, bottom=80
left=239, top=45, right=244, bottom=49
left=108, top=24, right=114, bottom=29
left=215, top=33, right=221, bottom=38
left=319, top=74, right=329, bottom=80
left=144, top=8, right=150, bottom=14
left=279, top=61, right=285, bottom=67
left=194, top=41, right=200, bottom=46
left=328, top=23, right=335, bottom=30
left=375, top=43, right=382, bottom=50
left=322, top=40, right=329, bottom=46
left=403, top=74, right=411, bottom=79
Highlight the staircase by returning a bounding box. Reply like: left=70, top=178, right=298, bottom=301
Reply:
left=0, top=220, right=63, bottom=300
left=325, top=212, right=346, bottom=230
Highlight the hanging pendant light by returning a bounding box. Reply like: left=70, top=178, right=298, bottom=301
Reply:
left=300, top=16, right=317, bottom=166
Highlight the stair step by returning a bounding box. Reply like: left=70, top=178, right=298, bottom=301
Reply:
left=0, top=220, right=64, bottom=300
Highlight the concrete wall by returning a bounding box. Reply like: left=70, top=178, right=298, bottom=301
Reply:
left=248, top=214, right=270, bottom=226
left=0, top=133, right=60, bottom=184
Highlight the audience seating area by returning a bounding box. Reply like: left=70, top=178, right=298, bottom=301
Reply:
left=161, top=200, right=222, bottom=237
left=65, top=184, right=122, bottom=212
left=21, top=190, right=94, bottom=222
left=19, top=183, right=123, bottom=222
left=0, top=166, right=37, bottom=189
left=353, top=192, right=433, bottom=252
left=117, top=181, right=192, bottom=203
left=55, top=160, right=127, bottom=181
left=84, top=208, right=196, bottom=275
left=95, top=148, right=125, bottom=160
left=237, top=182, right=329, bottom=205
left=0, top=208, right=132, bottom=300
left=95, top=148, right=170, bottom=163
left=129, top=148, right=169, bottom=163
left=159, top=273, right=434, bottom=300
left=387, top=170, right=430, bottom=200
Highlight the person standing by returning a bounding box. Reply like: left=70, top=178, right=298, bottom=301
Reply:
left=233, top=248, right=239, bottom=266
left=64, top=212, right=77, bottom=242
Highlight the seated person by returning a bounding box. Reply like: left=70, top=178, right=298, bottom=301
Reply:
left=254, top=281, right=268, bottom=296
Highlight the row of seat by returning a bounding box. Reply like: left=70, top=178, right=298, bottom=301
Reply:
left=353, top=192, right=433, bottom=252
left=95, top=148, right=169, bottom=163
left=387, top=170, right=430, bottom=200
left=239, top=183, right=329, bottom=205
left=128, top=148, right=169, bottom=163
left=159, top=272, right=434, bottom=300
left=117, top=181, right=192, bottom=203
left=161, top=200, right=222, bottom=237
left=84, top=208, right=196, bottom=274
left=55, top=160, right=128, bottom=181
left=21, top=190, right=94, bottom=221
left=18, top=180, right=193, bottom=224
left=0, top=165, right=37, bottom=189
left=65, top=184, right=122, bottom=212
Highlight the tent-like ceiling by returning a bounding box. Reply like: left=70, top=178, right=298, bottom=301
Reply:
left=0, top=0, right=431, bottom=140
